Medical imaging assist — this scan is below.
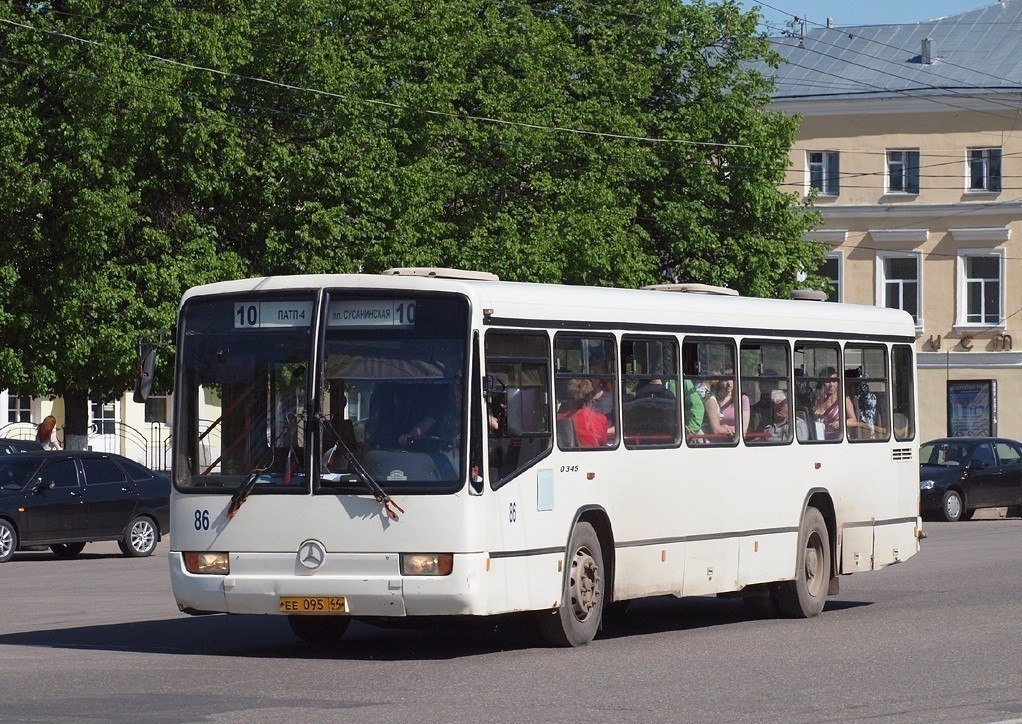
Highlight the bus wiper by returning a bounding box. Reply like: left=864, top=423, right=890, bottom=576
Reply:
left=318, top=412, right=404, bottom=520
left=227, top=411, right=301, bottom=519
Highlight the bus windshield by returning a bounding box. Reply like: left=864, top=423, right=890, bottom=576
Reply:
left=318, top=293, right=469, bottom=493
left=174, top=291, right=470, bottom=494
left=175, top=294, right=314, bottom=491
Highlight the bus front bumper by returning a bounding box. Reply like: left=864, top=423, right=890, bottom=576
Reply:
left=168, top=551, right=491, bottom=617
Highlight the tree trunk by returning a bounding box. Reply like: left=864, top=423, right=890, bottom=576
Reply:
left=63, top=390, right=91, bottom=451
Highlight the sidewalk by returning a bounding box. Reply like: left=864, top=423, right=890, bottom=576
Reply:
left=972, top=507, right=1008, bottom=520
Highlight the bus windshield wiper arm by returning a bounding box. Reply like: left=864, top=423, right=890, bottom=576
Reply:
left=318, top=412, right=404, bottom=520
left=227, top=411, right=302, bottom=519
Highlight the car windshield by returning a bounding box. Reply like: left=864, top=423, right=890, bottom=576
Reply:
left=0, top=458, right=40, bottom=489
left=920, top=441, right=971, bottom=467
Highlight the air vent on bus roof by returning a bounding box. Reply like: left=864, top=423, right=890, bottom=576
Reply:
left=382, top=267, right=500, bottom=281
left=791, top=289, right=828, bottom=301
left=641, top=282, right=738, bottom=296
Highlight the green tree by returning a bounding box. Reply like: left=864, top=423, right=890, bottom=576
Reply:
left=0, top=1, right=821, bottom=445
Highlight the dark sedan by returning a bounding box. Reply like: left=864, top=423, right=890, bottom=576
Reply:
left=920, top=437, right=1022, bottom=522
left=0, top=438, right=44, bottom=455
left=0, top=451, right=169, bottom=562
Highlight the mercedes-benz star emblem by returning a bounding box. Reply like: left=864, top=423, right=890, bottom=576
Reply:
left=298, top=540, right=326, bottom=570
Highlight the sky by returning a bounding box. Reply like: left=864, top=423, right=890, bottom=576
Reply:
left=740, top=0, right=995, bottom=28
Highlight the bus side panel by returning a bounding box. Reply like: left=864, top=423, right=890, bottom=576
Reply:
left=736, top=532, right=800, bottom=588
left=613, top=542, right=685, bottom=600
left=840, top=524, right=873, bottom=573
left=871, top=520, right=919, bottom=570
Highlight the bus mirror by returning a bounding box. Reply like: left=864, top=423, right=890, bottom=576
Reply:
left=133, top=346, right=157, bottom=403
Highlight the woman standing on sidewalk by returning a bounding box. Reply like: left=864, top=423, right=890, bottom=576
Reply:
left=35, top=415, right=63, bottom=450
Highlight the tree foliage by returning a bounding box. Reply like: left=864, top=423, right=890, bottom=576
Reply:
left=0, top=0, right=822, bottom=434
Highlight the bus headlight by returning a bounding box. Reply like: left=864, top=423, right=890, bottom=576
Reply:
left=400, top=553, right=453, bottom=576
left=920, top=479, right=935, bottom=491
left=184, top=551, right=230, bottom=575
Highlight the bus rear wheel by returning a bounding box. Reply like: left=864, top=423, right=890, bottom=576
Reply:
left=287, top=615, right=350, bottom=644
left=536, top=521, right=604, bottom=647
left=776, top=507, right=831, bottom=618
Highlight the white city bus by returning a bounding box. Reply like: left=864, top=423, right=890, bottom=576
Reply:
left=166, top=268, right=920, bottom=646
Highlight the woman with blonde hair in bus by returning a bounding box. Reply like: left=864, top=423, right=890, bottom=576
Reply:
left=811, top=367, right=856, bottom=440
left=36, top=415, right=63, bottom=450
left=703, top=369, right=749, bottom=440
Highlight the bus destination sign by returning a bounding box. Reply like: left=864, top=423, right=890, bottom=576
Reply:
left=234, top=301, right=313, bottom=329
left=328, top=300, right=416, bottom=328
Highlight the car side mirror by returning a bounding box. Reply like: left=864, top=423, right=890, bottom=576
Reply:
left=970, top=460, right=987, bottom=471
left=33, top=479, right=55, bottom=493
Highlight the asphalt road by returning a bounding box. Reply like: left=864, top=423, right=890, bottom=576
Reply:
left=1, top=519, right=1021, bottom=724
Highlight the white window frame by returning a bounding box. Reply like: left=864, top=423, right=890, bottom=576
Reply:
left=955, top=248, right=1005, bottom=329
left=5, top=392, right=33, bottom=424
left=820, top=251, right=842, bottom=302
left=875, top=251, right=922, bottom=330
left=885, top=149, right=919, bottom=195
left=806, top=151, right=840, bottom=196
left=966, top=148, right=1002, bottom=193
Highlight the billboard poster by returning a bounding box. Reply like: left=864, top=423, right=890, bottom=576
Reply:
left=946, top=380, right=997, bottom=437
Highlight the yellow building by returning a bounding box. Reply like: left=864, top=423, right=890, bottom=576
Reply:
left=769, top=1, right=1022, bottom=441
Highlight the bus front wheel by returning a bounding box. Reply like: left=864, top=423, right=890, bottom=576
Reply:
left=536, top=521, right=605, bottom=647
left=287, top=615, right=350, bottom=644
left=776, top=507, right=831, bottom=618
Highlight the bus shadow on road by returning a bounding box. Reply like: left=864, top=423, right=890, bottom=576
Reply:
left=0, top=596, right=873, bottom=660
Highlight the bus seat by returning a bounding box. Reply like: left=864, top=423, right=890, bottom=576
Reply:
left=556, top=416, right=579, bottom=448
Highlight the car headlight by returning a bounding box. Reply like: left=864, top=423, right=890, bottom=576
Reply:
left=920, top=479, right=935, bottom=491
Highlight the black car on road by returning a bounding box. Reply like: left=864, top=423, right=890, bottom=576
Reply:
left=0, top=451, right=169, bottom=562
left=0, top=438, right=44, bottom=455
left=920, top=437, right=1022, bottom=522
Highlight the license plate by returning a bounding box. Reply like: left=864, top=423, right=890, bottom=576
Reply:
left=279, top=596, right=347, bottom=614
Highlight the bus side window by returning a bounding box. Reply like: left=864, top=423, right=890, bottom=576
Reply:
left=844, top=344, right=890, bottom=442
left=621, top=336, right=681, bottom=448
left=485, top=331, right=552, bottom=488
left=891, top=344, right=915, bottom=441
left=683, top=338, right=740, bottom=446
left=553, top=334, right=618, bottom=450
left=741, top=340, right=791, bottom=445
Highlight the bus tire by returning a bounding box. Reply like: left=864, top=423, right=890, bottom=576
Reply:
left=536, top=521, right=604, bottom=647
left=776, top=507, right=830, bottom=618
left=287, top=614, right=350, bottom=644
left=0, top=519, right=17, bottom=563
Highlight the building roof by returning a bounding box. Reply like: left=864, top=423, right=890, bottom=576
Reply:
left=767, top=0, right=1022, bottom=101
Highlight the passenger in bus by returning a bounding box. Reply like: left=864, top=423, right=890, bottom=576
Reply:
left=398, top=384, right=459, bottom=449
left=811, top=367, right=856, bottom=440
left=704, top=369, right=749, bottom=439
left=558, top=378, right=609, bottom=447
left=748, top=370, right=780, bottom=433
left=763, top=389, right=807, bottom=442
left=682, top=379, right=705, bottom=437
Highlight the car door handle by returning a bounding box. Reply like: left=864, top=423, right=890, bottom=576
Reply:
left=70, top=490, right=84, bottom=497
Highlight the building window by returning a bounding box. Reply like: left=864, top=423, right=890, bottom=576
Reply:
left=957, top=249, right=1003, bottom=326
left=807, top=151, right=839, bottom=196
left=144, top=397, right=169, bottom=425
left=819, top=253, right=841, bottom=302
left=877, top=252, right=921, bottom=327
left=90, top=400, right=117, bottom=435
left=968, top=148, right=1001, bottom=192
left=886, top=150, right=919, bottom=194
left=7, top=395, right=31, bottom=424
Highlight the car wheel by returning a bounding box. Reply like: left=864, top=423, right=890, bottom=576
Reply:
left=50, top=542, right=86, bottom=558
left=0, top=519, right=17, bottom=563
left=287, top=615, right=350, bottom=644
left=120, top=516, right=158, bottom=557
left=536, top=521, right=605, bottom=646
left=941, top=490, right=964, bottom=522
left=776, top=507, right=831, bottom=618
